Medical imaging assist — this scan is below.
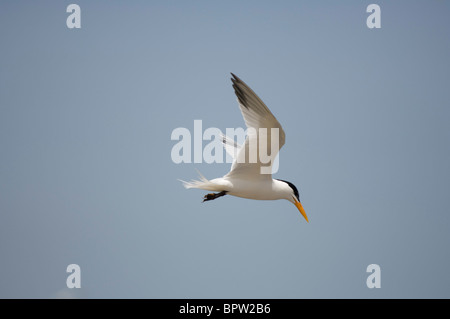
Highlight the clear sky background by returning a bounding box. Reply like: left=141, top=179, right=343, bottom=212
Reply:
left=1, top=1, right=449, bottom=298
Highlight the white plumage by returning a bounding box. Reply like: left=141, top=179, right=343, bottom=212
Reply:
left=181, top=73, right=308, bottom=222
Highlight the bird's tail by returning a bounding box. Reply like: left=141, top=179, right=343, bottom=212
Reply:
left=179, top=169, right=224, bottom=192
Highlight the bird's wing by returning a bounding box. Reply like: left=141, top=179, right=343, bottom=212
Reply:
left=221, top=133, right=241, bottom=161
left=225, top=73, right=286, bottom=180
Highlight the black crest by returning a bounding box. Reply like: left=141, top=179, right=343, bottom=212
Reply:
left=276, top=179, right=300, bottom=201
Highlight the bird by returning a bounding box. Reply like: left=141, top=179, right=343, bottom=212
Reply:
left=181, top=73, right=308, bottom=222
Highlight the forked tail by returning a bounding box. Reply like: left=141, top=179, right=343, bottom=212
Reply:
left=179, top=169, right=225, bottom=192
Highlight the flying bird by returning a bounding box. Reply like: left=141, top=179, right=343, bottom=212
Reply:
left=181, top=73, right=308, bottom=222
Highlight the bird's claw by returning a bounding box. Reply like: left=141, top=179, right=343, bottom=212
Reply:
left=202, top=191, right=227, bottom=202
left=202, top=193, right=216, bottom=202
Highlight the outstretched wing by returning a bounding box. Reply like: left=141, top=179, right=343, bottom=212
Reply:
left=221, top=133, right=241, bottom=161
left=225, top=73, right=286, bottom=180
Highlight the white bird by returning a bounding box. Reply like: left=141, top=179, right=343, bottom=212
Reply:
left=181, top=73, right=308, bottom=222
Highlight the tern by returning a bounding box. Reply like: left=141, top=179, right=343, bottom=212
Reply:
left=181, top=73, right=308, bottom=222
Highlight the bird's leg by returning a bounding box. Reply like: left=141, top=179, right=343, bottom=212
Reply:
left=202, top=191, right=227, bottom=202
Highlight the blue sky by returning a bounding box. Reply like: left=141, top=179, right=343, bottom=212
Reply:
left=1, top=1, right=449, bottom=298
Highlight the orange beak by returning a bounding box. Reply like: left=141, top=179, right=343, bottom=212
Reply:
left=294, top=200, right=308, bottom=222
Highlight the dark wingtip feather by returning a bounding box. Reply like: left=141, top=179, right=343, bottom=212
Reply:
left=232, top=83, right=248, bottom=107
left=230, top=73, right=250, bottom=108
left=230, top=72, right=242, bottom=83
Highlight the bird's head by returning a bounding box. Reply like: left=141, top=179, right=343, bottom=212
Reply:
left=277, top=179, right=308, bottom=222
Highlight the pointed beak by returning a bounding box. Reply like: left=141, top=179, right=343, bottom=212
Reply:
left=294, top=199, right=308, bottom=222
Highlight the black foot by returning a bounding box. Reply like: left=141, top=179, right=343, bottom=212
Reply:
left=202, top=191, right=227, bottom=202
